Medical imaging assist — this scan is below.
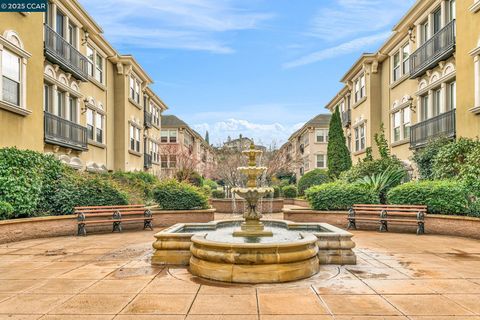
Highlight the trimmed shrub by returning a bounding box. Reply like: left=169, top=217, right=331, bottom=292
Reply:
left=298, top=169, right=330, bottom=196
left=468, top=201, right=480, bottom=217
left=305, top=182, right=380, bottom=211
left=272, top=186, right=281, bottom=198
left=109, top=171, right=159, bottom=204
left=204, top=179, right=219, bottom=190
left=387, top=180, right=470, bottom=215
left=412, top=137, right=452, bottom=180
left=211, top=189, right=226, bottom=199
left=50, top=173, right=129, bottom=215
left=432, top=138, right=478, bottom=180
left=327, top=107, right=352, bottom=178
left=0, top=201, right=14, bottom=220
left=282, top=185, right=297, bottom=199
left=340, top=156, right=406, bottom=183
left=153, top=179, right=209, bottom=210
left=176, top=170, right=203, bottom=187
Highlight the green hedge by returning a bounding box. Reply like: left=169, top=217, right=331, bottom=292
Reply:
left=108, top=171, right=159, bottom=204
left=305, top=182, right=380, bottom=210
left=0, top=201, right=14, bottom=220
left=387, top=180, right=470, bottom=215
left=340, top=156, right=406, bottom=183
left=153, top=179, right=209, bottom=210
left=298, top=169, right=330, bottom=196
left=282, top=185, right=297, bottom=199
left=211, top=189, right=225, bottom=199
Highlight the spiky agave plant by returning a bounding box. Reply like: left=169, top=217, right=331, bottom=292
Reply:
left=356, top=166, right=406, bottom=203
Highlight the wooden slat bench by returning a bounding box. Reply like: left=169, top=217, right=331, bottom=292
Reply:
left=347, top=204, right=427, bottom=235
left=75, top=205, right=153, bottom=236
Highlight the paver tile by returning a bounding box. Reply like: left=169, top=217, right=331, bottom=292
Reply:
left=189, top=294, right=257, bottom=315
left=50, top=294, right=134, bottom=315
left=0, top=294, right=71, bottom=314
left=363, top=279, right=435, bottom=294
left=314, top=279, right=376, bottom=295
left=258, top=290, right=329, bottom=315
left=84, top=279, right=150, bottom=294
left=141, top=279, right=199, bottom=294
left=121, top=294, right=195, bottom=314
left=444, top=294, right=480, bottom=314
left=321, top=294, right=401, bottom=316
left=383, top=294, right=474, bottom=316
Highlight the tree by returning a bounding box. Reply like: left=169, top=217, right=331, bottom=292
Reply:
left=327, top=106, right=352, bottom=178
left=374, top=123, right=390, bottom=159
left=205, top=131, right=210, bottom=144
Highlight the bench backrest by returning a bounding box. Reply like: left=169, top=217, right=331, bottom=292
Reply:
left=352, top=204, right=427, bottom=216
left=75, top=205, right=147, bottom=217
left=74, top=204, right=144, bottom=210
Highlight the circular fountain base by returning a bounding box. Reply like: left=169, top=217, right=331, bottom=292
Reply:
left=232, top=221, right=273, bottom=237
left=188, top=232, right=320, bottom=283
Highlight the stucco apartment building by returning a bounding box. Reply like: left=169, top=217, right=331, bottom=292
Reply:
left=0, top=0, right=170, bottom=175
left=278, top=114, right=331, bottom=178
left=326, top=0, right=480, bottom=168
left=160, top=115, right=217, bottom=179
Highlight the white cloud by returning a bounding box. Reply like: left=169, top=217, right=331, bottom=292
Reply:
left=79, top=0, right=272, bottom=53
left=283, top=31, right=391, bottom=69
left=309, top=0, right=414, bottom=41
left=191, top=118, right=302, bottom=147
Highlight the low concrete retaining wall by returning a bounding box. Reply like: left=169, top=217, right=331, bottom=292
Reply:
left=210, top=198, right=284, bottom=213
left=283, top=208, right=480, bottom=240
left=0, top=208, right=216, bottom=244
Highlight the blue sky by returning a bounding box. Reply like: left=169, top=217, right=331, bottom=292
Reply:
left=80, top=0, right=415, bottom=147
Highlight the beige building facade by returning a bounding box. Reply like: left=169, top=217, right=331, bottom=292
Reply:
left=0, top=0, right=169, bottom=175
left=326, top=0, right=479, bottom=168
left=279, top=114, right=331, bottom=178
left=160, top=115, right=217, bottom=179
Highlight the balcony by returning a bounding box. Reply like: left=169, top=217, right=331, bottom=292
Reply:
left=44, top=112, right=88, bottom=151
left=144, top=153, right=152, bottom=168
left=410, top=109, right=456, bottom=149
left=341, top=110, right=351, bottom=127
left=409, top=20, right=456, bottom=79
left=144, top=111, right=153, bottom=128
left=44, top=25, right=90, bottom=81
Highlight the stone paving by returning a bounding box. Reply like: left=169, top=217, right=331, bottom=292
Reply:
left=0, top=227, right=479, bottom=319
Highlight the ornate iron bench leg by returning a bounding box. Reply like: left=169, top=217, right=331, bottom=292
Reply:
left=78, top=223, right=86, bottom=236
left=380, top=220, right=388, bottom=232
left=417, top=222, right=425, bottom=235
left=347, top=219, right=356, bottom=230
left=113, top=221, right=122, bottom=233
left=144, top=219, right=153, bottom=230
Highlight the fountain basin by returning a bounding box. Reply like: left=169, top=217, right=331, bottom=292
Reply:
left=151, top=219, right=357, bottom=283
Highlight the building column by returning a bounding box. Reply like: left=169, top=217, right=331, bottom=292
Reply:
left=21, top=58, right=27, bottom=109
left=50, top=2, right=57, bottom=30
left=65, top=92, right=70, bottom=120
left=441, top=0, right=447, bottom=27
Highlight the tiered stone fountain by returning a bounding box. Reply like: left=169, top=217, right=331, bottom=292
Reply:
left=152, top=142, right=356, bottom=283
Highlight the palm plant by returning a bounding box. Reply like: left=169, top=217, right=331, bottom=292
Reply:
left=356, top=166, right=406, bottom=203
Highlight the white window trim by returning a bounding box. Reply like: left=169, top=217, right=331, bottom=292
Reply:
left=469, top=46, right=480, bottom=113
left=353, top=121, right=367, bottom=153
left=129, top=122, right=142, bottom=154
left=315, top=128, right=328, bottom=143
left=390, top=41, right=410, bottom=84
left=0, top=32, right=31, bottom=116
left=316, top=153, right=327, bottom=169
left=85, top=44, right=105, bottom=87
left=352, top=72, right=366, bottom=107
left=85, top=101, right=106, bottom=146
left=129, top=73, right=142, bottom=107
left=161, top=129, right=178, bottom=143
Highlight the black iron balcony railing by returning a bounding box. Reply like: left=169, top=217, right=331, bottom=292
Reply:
left=44, top=112, right=88, bottom=151
left=44, top=25, right=90, bottom=81
left=144, top=111, right=153, bottom=128
left=410, top=109, right=456, bottom=149
left=410, top=20, right=456, bottom=79
left=144, top=153, right=153, bottom=168
left=341, top=110, right=351, bottom=127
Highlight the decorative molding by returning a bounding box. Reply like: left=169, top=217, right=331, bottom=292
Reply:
left=0, top=100, right=31, bottom=116
left=470, top=0, right=480, bottom=13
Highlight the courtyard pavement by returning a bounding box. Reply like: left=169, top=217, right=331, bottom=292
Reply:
left=0, top=221, right=479, bottom=319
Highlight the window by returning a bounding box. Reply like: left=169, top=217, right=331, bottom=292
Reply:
left=169, top=155, right=176, bottom=168
left=393, top=112, right=401, bottom=142
left=129, top=76, right=141, bottom=104
left=184, top=134, right=192, bottom=147
left=95, top=53, right=103, bottom=83
left=87, top=109, right=94, bottom=140
left=421, top=95, right=429, bottom=121
left=433, top=88, right=442, bottom=116
left=448, top=82, right=456, bottom=110
left=95, top=113, right=103, bottom=143
left=316, top=154, right=326, bottom=168
left=392, top=107, right=411, bottom=142
left=68, top=23, right=76, bottom=47
left=433, top=8, right=442, bottom=34
left=354, top=74, right=365, bottom=102
left=151, top=103, right=160, bottom=126
left=301, top=132, right=309, bottom=146
left=129, top=124, right=141, bottom=152
left=56, top=11, right=65, bottom=36
left=402, top=43, right=410, bottom=74
left=304, top=157, right=310, bottom=171
left=420, top=21, right=429, bottom=44
left=57, top=91, right=65, bottom=118
left=161, top=130, right=177, bottom=143
left=86, top=46, right=94, bottom=77
left=44, top=84, right=52, bottom=112
left=151, top=141, right=159, bottom=163
left=354, top=123, right=366, bottom=152
left=315, top=129, right=328, bottom=143
left=161, top=155, right=168, bottom=168
left=2, top=49, right=20, bottom=106
left=68, top=96, right=77, bottom=123
left=86, top=46, right=104, bottom=83
left=448, top=0, right=456, bottom=22
left=393, top=52, right=401, bottom=81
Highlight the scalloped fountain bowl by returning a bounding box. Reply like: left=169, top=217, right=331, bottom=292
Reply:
left=151, top=219, right=357, bottom=283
